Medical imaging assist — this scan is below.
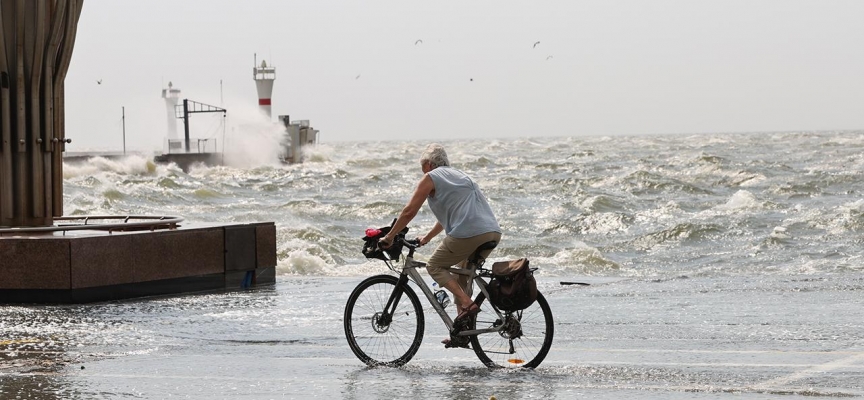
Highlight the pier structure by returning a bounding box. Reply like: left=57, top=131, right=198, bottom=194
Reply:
left=0, top=217, right=276, bottom=303
left=279, top=116, right=319, bottom=164
left=152, top=98, right=225, bottom=170
left=252, top=55, right=319, bottom=163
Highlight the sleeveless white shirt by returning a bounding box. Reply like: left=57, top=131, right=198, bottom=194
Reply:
left=426, top=167, right=500, bottom=238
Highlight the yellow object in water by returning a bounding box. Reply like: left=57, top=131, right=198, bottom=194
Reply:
left=0, top=338, right=40, bottom=345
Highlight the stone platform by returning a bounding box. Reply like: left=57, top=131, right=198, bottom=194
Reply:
left=62, top=152, right=222, bottom=172
left=153, top=153, right=222, bottom=171
left=0, top=222, right=276, bottom=303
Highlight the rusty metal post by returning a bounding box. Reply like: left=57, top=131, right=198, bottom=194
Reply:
left=0, top=0, right=83, bottom=227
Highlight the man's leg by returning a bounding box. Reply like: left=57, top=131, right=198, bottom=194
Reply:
left=442, top=278, right=473, bottom=311
left=454, top=259, right=472, bottom=298
left=427, top=232, right=502, bottom=310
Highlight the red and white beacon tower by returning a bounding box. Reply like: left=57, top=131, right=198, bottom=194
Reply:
left=253, top=55, right=276, bottom=120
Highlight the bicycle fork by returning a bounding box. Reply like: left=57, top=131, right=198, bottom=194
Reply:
left=378, top=274, right=411, bottom=329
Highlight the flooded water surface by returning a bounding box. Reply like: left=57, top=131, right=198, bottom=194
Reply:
left=2, top=274, right=863, bottom=399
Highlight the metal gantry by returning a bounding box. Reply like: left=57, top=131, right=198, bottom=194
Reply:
left=175, top=99, right=227, bottom=152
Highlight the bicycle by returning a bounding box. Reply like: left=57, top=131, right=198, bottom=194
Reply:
left=343, top=233, right=554, bottom=368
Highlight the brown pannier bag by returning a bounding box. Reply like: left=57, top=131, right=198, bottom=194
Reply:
left=487, top=258, right=538, bottom=311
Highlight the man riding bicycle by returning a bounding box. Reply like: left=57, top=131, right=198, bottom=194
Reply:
left=379, top=144, right=502, bottom=346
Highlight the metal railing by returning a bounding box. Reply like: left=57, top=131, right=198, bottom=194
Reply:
left=165, top=138, right=217, bottom=154
left=0, top=215, right=184, bottom=235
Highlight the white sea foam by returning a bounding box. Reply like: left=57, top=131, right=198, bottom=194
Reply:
left=63, top=154, right=162, bottom=179
left=220, top=104, right=285, bottom=168
left=276, top=249, right=330, bottom=275
left=301, top=143, right=334, bottom=163
left=769, top=226, right=791, bottom=240
left=715, top=190, right=761, bottom=211
left=59, top=131, right=864, bottom=279
left=540, top=244, right=622, bottom=275
left=576, top=212, right=630, bottom=235
left=817, top=199, right=864, bottom=235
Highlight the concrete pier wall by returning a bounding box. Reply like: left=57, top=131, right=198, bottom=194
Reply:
left=0, top=222, right=277, bottom=303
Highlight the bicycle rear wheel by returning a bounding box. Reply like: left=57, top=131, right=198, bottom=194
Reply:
left=344, top=274, right=424, bottom=366
left=470, top=291, right=553, bottom=368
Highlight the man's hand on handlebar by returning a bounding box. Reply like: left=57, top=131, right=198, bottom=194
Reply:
left=380, top=235, right=422, bottom=250
left=378, top=230, right=424, bottom=253
left=378, top=235, right=394, bottom=249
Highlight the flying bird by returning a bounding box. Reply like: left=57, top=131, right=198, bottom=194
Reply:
left=546, top=55, right=553, bottom=60
left=533, top=41, right=540, bottom=48
left=96, top=79, right=102, bottom=85
left=355, top=74, right=361, bottom=80
left=415, top=39, right=423, bottom=45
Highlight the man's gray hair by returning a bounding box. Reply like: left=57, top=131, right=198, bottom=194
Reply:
left=420, top=143, right=450, bottom=168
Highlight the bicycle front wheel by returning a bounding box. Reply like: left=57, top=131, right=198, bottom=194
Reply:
left=471, top=291, right=554, bottom=368
left=344, top=274, right=425, bottom=366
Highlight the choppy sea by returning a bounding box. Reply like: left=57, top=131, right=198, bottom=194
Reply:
left=62, top=130, right=864, bottom=278
left=3, top=131, right=864, bottom=398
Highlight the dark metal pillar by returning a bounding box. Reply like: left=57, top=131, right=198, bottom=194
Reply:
left=183, top=98, right=189, bottom=152
left=0, top=0, right=83, bottom=227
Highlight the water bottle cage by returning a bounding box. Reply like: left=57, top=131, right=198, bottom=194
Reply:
left=434, top=289, right=450, bottom=308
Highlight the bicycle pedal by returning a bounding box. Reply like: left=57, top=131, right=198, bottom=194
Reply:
left=451, top=317, right=472, bottom=335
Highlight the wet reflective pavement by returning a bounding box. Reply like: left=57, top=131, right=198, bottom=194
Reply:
left=2, top=274, right=863, bottom=399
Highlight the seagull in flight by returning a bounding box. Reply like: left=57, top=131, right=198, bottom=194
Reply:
left=355, top=74, right=361, bottom=80
left=96, top=79, right=102, bottom=85
left=415, top=39, right=423, bottom=45
left=546, top=55, right=553, bottom=60
left=533, top=41, right=540, bottom=48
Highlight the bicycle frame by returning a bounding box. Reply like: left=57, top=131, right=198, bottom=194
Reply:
left=381, top=251, right=506, bottom=338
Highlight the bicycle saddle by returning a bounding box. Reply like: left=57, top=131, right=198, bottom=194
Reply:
left=476, top=241, right=498, bottom=251
left=467, top=241, right=498, bottom=266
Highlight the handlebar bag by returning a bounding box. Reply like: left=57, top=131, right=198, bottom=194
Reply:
left=487, top=258, right=538, bottom=311
left=361, top=225, right=408, bottom=261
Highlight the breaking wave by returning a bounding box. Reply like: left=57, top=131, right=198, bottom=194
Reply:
left=61, top=131, right=864, bottom=279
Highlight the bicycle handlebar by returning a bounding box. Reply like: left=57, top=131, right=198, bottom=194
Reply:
left=376, top=235, right=421, bottom=260
left=402, top=237, right=421, bottom=248
left=380, top=236, right=420, bottom=250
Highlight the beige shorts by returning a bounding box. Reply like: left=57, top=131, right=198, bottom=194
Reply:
left=426, top=231, right=502, bottom=296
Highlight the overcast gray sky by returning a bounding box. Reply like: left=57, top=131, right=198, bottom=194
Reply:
left=65, top=0, right=864, bottom=150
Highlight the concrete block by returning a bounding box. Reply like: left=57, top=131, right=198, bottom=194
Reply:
left=0, top=238, right=70, bottom=289
left=70, top=235, right=134, bottom=289
left=225, top=225, right=256, bottom=271
left=1, top=222, right=275, bottom=303
left=225, top=270, right=254, bottom=289
left=256, top=223, right=277, bottom=268
left=132, top=228, right=224, bottom=282
left=254, top=267, right=276, bottom=285
left=225, top=268, right=276, bottom=289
